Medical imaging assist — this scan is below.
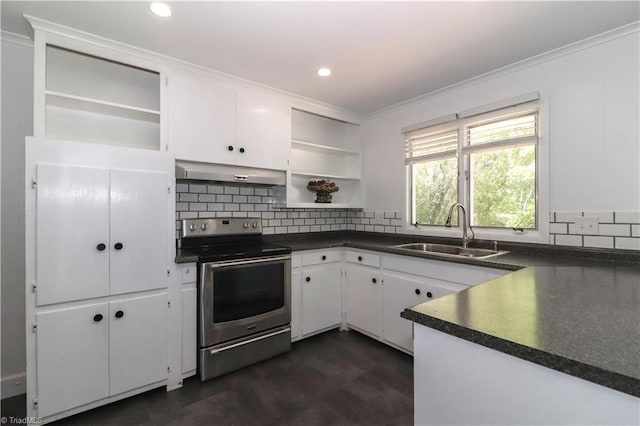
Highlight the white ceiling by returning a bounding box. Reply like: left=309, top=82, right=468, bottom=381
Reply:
left=2, top=1, right=639, bottom=114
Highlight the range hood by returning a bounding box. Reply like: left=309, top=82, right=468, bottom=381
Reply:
left=175, top=160, right=286, bottom=186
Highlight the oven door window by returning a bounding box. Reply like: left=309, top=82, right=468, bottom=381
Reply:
left=212, top=262, right=285, bottom=323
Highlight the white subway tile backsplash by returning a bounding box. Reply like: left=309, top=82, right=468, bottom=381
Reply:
left=177, top=182, right=636, bottom=251
left=615, top=237, right=640, bottom=251
left=615, top=211, right=640, bottom=224
left=189, top=184, right=207, bottom=193
left=554, top=211, right=582, bottom=222
left=598, top=224, right=630, bottom=237
left=582, top=211, right=614, bottom=223
left=583, top=236, right=614, bottom=249
left=555, top=235, right=583, bottom=247
left=549, top=223, right=568, bottom=234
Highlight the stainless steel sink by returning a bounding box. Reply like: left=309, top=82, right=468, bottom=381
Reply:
left=391, top=243, right=508, bottom=259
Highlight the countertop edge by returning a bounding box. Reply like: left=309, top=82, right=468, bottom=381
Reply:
left=401, top=309, right=640, bottom=397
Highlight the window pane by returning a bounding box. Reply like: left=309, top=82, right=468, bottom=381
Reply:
left=413, top=157, right=458, bottom=225
left=468, top=114, right=536, bottom=146
left=470, top=145, right=536, bottom=228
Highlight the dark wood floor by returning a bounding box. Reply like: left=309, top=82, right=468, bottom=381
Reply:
left=2, top=330, right=413, bottom=425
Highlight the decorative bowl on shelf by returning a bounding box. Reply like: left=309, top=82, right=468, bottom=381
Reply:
left=306, top=180, right=339, bottom=203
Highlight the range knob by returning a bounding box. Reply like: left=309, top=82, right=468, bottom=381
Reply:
left=252, top=222, right=258, bottom=229
left=201, top=223, right=208, bottom=231
left=243, top=222, right=250, bottom=229
left=189, top=224, right=196, bottom=232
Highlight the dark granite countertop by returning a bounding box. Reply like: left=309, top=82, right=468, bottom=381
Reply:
left=402, top=265, right=640, bottom=397
left=176, top=230, right=640, bottom=396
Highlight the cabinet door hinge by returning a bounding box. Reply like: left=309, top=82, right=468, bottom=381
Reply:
left=31, top=282, right=37, bottom=293
left=32, top=319, right=37, bottom=333
left=33, top=397, right=38, bottom=408
left=168, top=186, right=171, bottom=194
left=167, top=365, right=171, bottom=372
left=167, top=299, right=171, bottom=307
left=167, top=269, right=171, bottom=277
left=31, top=179, right=37, bottom=189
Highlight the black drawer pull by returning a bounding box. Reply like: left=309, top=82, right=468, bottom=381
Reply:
left=115, top=310, right=124, bottom=319
left=114, top=242, right=123, bottom=250
left=415, top=289, right=421, bottom=295
left=372, top=278, right=377, bottom=284
left=321, top=255, right=327, bottom=261
left=96, top=243, right=106, bottom=251
left=305, top=277, right=311, bottom=282
left=239, top=147, right=245, bottom=153
left=426, top=291, right=433, bottom=298
left=93, top=314, right=103, bottom=322
left=358, top=256, right=363, bottom=261
left=228, top=145, right=234, bottom=151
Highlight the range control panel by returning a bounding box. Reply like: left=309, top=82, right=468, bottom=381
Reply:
left=181, top=217, right=262, bottom=238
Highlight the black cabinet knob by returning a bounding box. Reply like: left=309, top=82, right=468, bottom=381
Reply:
left=239, top=147, right=245, bottom=153
left=93, top=314, right=103, bottom=322
left=321, top=255, right=327, bottom=261
left=358, top=256, right=363, bottom=261
left=96, top=243, right=106, bottom=251
left=305, top=277, right=311, bottom=282
left=426, top=291, right=433, bottom=298
left=115, top=310, right=124, bottom=319
left=372, top=278, right=377, bottom=284
left=415, top=289, right=421, bottom=295
left=228, top=145, right=234, bottom=151
left=114, top=242, right=123, bottom=250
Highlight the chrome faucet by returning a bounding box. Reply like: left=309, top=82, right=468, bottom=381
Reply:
left=445, top=203, right=475, bottom=248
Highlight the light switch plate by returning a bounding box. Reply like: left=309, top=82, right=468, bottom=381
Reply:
left=575, top=216, right=599, bottom=234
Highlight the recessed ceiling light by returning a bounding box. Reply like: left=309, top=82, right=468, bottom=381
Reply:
left=317, top=68, right=332, bottom=77
left=150, top=2, right=172, bottom=17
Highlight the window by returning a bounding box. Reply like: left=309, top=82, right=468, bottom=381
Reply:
left=406, top=101, right=539, bottom=232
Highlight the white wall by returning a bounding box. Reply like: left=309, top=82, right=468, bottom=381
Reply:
left=362, top=26, right=640, bottom=215
left=1, top=34, right=33, bottom=397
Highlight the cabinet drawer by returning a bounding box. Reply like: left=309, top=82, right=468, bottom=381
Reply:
left=302, top=250, right=342, bottom=266
left=345, top=250, right=380, bottom=268
left=180, top=264, right=196, bottom=284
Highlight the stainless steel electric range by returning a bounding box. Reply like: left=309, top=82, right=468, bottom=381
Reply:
left=180, top=217, right=292, bottom=381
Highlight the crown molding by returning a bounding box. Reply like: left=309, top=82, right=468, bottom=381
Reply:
left=0, top=30, right=33, bottom=47
left=365, top=21, right=640, bottom=120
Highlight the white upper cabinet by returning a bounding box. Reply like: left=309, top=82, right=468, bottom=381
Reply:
left=168, top=69, right=236, bottom=164
left=168, top=68, right=290, bottom=171
left=235, top=88, right=290, bottom=170
left=36, top=43, right=162, bottom=150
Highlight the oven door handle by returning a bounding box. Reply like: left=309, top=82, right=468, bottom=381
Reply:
left=209, top=327, right=291, bottom=355
left=204, top=255, right=291, bottom=269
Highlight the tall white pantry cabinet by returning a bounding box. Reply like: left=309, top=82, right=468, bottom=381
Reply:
left=25, top=18, right=175, bottom=423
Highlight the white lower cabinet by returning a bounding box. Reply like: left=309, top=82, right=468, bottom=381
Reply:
left=181, top=285, right=197, bottom=376
left=36, top=292, right=168, bottom=418
left=344, top=261, right=382, bottom=338
left=291, top=250, right=343, bottom=340
left=381, top=271, right=464, bottom=352
left=301, top=263, right=343, bottom=335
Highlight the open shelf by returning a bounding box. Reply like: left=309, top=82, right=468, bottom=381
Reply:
left=291, top=139, right=359, bottom=156
left=46, top=91, right=161, bottom=123
left=291, top=171, right=360, bottom=181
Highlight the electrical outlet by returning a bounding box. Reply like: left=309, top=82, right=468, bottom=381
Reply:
left=575, top=216, right=599, bottom=234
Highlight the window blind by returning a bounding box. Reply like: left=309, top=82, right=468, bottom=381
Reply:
left=404, top=128, right=458, bottom=165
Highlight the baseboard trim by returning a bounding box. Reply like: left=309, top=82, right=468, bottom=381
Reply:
left=2, top=373, right=27, bottom=399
